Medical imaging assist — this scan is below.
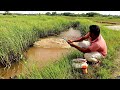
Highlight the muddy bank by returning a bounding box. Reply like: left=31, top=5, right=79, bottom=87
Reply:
left=33, top=37, right=71, bottom=48
left=96, top=21, right=120, bottom=25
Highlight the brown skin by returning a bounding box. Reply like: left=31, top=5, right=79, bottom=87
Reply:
left=69, top=33, right=89, bottom=43
left=67, top=32, right=99, bottom=53
left=67, top=41, right=91, bottom=53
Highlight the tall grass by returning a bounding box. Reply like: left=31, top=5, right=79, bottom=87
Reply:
left=1, top=15, right=120, bottom=79
left=19, top=18, right=120, bottom=79
left=0, top=15, right=76, bottom=67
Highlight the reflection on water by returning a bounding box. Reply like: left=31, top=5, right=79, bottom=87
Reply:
left=0, top=61, right=23, bottom=79
left=0, top=28, right=81, bottom=79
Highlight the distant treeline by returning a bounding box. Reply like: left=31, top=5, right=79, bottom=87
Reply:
left=45, top=12, right=120, bottom=18
left=1, top=11, right=120, bottom=18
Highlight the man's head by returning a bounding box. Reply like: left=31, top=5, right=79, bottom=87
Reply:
left=89, top=25, right=100, bottom=40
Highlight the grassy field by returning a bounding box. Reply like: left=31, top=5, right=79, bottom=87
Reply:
left=0, top=15, right=120, bottom=79
left=0, top=15, right=77, bottom=67
left=19, top=17, right=120, bottom=79
left=79, top=17, right=120, bottom=25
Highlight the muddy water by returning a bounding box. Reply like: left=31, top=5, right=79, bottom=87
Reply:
left=0, top=62, right=23, bottom=79
left=25, top=47, right=70, bottom=68
left=0, top=28, right=81, bottom=79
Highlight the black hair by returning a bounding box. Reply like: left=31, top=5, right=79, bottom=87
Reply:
left=89, top=25, right=100, bottom=36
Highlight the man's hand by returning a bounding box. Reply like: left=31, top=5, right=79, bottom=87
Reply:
left=67, top=41, right=75, bottom=47
left=67, top=40, right=73, bottom=44
left=69, top=42, right=75, bottom=47
left=67, top=40, right=75, bottom=47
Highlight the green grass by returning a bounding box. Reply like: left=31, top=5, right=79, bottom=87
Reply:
left=19, top=17, right=120, bottom=79
left=0, top=15, right=77, bottom=66
left=78, top=17, right=120, bottom=25
left=1, top=15, right=120, bottom=79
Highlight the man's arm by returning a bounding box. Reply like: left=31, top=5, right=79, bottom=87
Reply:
left=67, top=32, right=90, bottom=43
left=68, top=42, right=91, bottom=53
left=72, top=36, right=87, bottom=42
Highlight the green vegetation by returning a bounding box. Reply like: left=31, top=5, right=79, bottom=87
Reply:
left=0, top=15, right=76, bottom=67
left=0, top=14, right=120, bottom=79
left=19, top=17, right=120, bottom=79
left=79, top=17, right=120, bottom=25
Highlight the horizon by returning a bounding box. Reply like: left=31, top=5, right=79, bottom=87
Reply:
left=0, top=11, right=120, bottom=15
